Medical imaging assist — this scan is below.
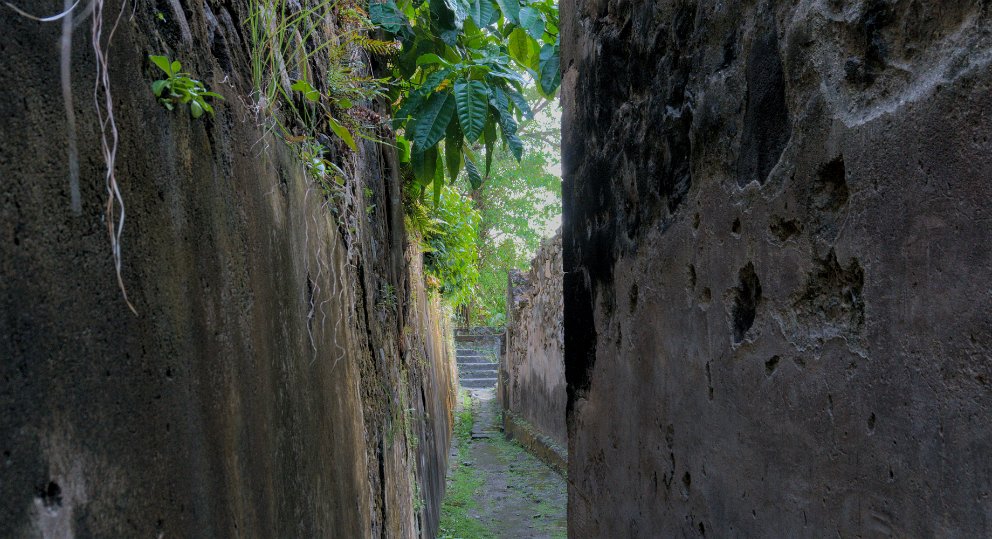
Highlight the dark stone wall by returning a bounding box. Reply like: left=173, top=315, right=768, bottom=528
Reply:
left=561, top=0, right=992, bottom=536
left=502, top=233, right=566, bottom=448
left=0, top=1, right=454, bottom=537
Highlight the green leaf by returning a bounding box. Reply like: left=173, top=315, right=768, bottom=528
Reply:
left=539, top=44, right=561, bottom=95
left=412, top=91, right=455, bottom=152
left=151, top=80, right=168, bottom=97
left=508, top=27, right=534, bottom=65
left=190, top=100, right=203, bottom=119
left=433, top=151, right=445, bottom=206
left=292, top=80, right=321, bottom=102
left=468, top=0, right=498, bottom=27
left=506, top=88, right=533, bottom=119
left=413, top=147, right=438, bottom=186
left=518, top=7, right=545, bottom=40
left=370, top=0, right=411, bottom=37
left=149, top=55, right=172, bottom=76
left=493, top=0, right=519, bottom=23
left=491, top=88, right=523, bottom=161
left=328, top=116, right=358, bottom=151
left=443, top=0, right=468, bottom=29
left=170, top=60, right=182, bottom=74
left=445, top=125, right=463, bottom=182
left=416, top=53, right=452, bottom=67
left=483, top=118, right=497, bottom=177
left=464, top=155, right=483, bottom=189
left=453, top=79, right=489, bottom=143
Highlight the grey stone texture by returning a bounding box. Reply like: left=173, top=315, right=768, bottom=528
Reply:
left=0, top=1, right=454, bottom=537
left=502, top=233, right=567, bottom=448
left=561, top=0, right=992, bottom=536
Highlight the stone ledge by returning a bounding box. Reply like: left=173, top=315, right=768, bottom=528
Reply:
left=502, top=411, right=568, bottom=478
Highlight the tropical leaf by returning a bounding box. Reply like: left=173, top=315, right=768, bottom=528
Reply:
left=370, top=0, right=411, bottom=37
left=445, top=123, right=464, bottom=182
left=493, top=0, right=519, bottom=23
left=518, top=7, right=545, bottom=40
left=483, top=118, right=497, bottom=177
left=413, top=147, right=439, bottom=186
left=506, top=87, right=533, bottom=119
left=412, top=91, right=456, bottom=151
left=464, top=155, right=483, bottom=189
left=508, top=28, right=535, bottom=66
left=539, top=44, right=561, bottom=95
left=453, top=79, right=490, bottom=143
left=468, top=0, right=498, bottom=27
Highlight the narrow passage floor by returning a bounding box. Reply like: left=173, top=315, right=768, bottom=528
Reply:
left=438, top=389, right=567, bottom=538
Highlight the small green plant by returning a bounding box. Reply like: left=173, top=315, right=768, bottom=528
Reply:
left=149, top=55, right=223, bottom=118
left=154, top=10, right=166, bottom=22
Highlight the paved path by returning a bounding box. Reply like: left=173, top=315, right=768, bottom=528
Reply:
left=438, top=388, right=567, bottom=538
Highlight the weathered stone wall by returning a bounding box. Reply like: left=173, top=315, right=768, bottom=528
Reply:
left=0, top=1, right=454, bottom=537
left=502, top=233, right=566, bottom=448
left=562, top=0, right=992, bottom=536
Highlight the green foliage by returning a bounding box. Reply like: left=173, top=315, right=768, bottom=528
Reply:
left=246, top=0, right=391, bottom=149
left=371, top=0, right=560, bottom=197
left=410, top=184, right=481, bottom=309
left=149, top=55, right=223, bottom=118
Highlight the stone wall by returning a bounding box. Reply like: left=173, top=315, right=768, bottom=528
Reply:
left=561, top=0, right=992, bottom=536
left=501, top=233, right=566, bottom=451
left=0, top=1, right=454, bottom=537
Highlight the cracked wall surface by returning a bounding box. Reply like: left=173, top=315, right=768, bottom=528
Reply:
left=561, top=0, right=992, bottom=536
left=0, top=1, right=454, bottom=537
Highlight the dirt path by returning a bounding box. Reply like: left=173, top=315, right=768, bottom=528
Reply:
left=438, top=389, right=567, bottom=539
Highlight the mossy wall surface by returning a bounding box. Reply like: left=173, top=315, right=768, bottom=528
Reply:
left=0, top=1, right=454, bottom=536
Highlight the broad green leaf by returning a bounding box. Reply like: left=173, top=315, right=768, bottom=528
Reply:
left=506, top=88, right=533, bottom=119
left=539, top=44, right=561, bottom=95
left=292, top=80, right=321, bottom=102
left=464, top=155, right=483, bottom=189
left=443, top=0, right=468, bottom=29
left=453, top=79, right=489, bottom=143
left=370, top=0, right=411, bottom=37
left=508, top=28, right=534, bottom=65
left=149, top=55, right=172, bottom=76
left=518, top=7, right=545, bottom=40
left=190, top=100, right=203, bottom=118
left=170, top=60, right=182, bottom=74
left=468, top=0, right=498, bottom=27
left=328, top=116, right=358, bottom=151
left=412, top=91, right=455, bottom=151
left=493, top=0, right=519, bottom=23
left=396, top=136, right=412, bottom=163
left=491, top=88, right=523, bottom=160
left=416, top=53, right=452, bottom=67
left=413, top=147, right=438, bottom=186
left=445, top=125, right=463, bottom=182
left=151, top=80, right=168, bottom=97
left=483, top=118, right=497, bottom=177
left=433, top=151, right=444, bottom=206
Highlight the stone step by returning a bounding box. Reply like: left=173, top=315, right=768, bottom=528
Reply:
left=456, top=350, right=493, bottom=358
left=460, top=378, right=497, bottom=389
left=459, top=370, right=498, bottom=379
left=456, top=356, right=496, bottom=365
left=457, top=363, right=498, bottom=373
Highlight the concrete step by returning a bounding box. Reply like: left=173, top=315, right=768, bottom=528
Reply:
left=456, top=357, right=496, bottom=365
left=459, top=371, right=498, bottom=379
left=460, top=378, right=497, bottom=389
left=457, top=363, right=498, bottom=373
left=456, top=350, right=493, bottom=358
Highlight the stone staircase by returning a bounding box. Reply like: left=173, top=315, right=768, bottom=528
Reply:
left=455, top=330, right=500, bottom=389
